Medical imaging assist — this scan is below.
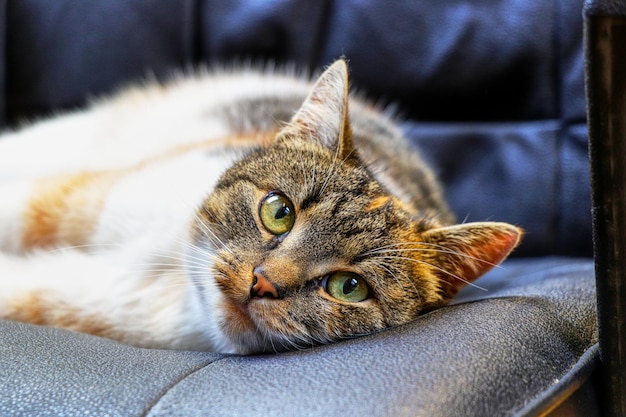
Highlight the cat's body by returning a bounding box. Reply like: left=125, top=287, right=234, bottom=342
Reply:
left=0, top=61, right=521, bottom=354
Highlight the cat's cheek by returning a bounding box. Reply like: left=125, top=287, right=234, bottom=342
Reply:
left=317, top=288, right=378, bottom=308
left=211, top=259, right=254, bottom=304
left=313, top=294, right=384, bottom=337
left=337, top=302, right=388, bottom=336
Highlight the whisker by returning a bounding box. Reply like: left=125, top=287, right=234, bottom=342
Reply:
left=360, top=242, right=502, bottom=269
left=317, top=129, right=343, bottom=197
left=366, top=248, right=500, bottom=269
left=372, top=262, right=421, bottom=300
left=371, top=255, right=487, bottom=291
left=46, top=242, right=122, bottom=255
left=154, top=248, right=215, bottom=263
left=318, top=143, right=356, bottom=197
left=192, top=210, right=237, bottom=257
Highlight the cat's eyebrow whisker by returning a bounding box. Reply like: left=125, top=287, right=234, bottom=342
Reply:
left=373, top=255, right=488, bottom=292
left=358, top=241, right=434, bottom=255
left=361, top=242, right=502, bottom=269
left=317, top=157, right=337, bottom=198
left=383, top=262, right=423, bottom=304
left=317, top=128, right=345, bottom=197
left=365, top=248, right=501, bottom=269
left=362, top=240, right=459, bottom=251
left=295, top=146, right=315, bottom=198
left=318, top=141, right=357, bottom=198
left=363, top=263, right=391, bottom=293
left=372, top=262, right=421, bottom=302
left=310, top=148, right=319, bottom=195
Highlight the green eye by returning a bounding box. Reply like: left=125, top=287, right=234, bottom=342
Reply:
left=259, top=193, right=296, bottom=235
left=323, top=272, right=370, bottom=303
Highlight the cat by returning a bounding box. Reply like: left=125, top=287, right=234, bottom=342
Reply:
left=0, top=60, right=521, bottom=354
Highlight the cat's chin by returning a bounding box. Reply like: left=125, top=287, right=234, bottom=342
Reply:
left=228, top=301, right=264, bottom=341
left=217, top=298, right=297, bottom=355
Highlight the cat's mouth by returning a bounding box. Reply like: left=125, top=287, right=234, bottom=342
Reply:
left=213, top=266, right=302, bottom=353
left=219, top=299, right=265, bottom=354
left=223, top=295, right=272, bottom=330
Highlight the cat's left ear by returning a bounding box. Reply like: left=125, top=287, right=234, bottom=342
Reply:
left=277, top=59, right=354, bottom=159
left=421, top=222, right=523, bottom=299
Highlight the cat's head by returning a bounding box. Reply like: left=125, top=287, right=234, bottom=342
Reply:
left=192, top=60, right=522, bottom=354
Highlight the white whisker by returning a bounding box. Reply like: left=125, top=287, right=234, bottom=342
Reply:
left=371, top=255, right=487, bottom=291
left=360, top=241, right=502, bottom=269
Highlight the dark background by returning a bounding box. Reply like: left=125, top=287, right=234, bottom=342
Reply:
left=1, top=0, right=590, bottom=257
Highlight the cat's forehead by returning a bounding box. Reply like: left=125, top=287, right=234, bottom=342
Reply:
left=224, top=138, right=352, bottom=187
left=217, top=139, right=420, bottom=237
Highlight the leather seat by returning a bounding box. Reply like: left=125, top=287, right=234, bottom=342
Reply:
left=1, top=0, right=615, bottom=415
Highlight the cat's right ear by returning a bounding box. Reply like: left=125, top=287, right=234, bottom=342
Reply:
left=420, top=222, right=523, bottom=300
left=276, top=59, right=354, bottom=159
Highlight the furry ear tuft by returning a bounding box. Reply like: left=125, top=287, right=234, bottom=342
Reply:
left=277, top=59, right=354, bottom=159
left=421, top=222, right=523, bottom=299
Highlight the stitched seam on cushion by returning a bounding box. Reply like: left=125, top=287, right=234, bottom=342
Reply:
left=141, top=354, right=234, bottom=417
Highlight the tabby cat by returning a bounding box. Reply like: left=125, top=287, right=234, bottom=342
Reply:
left=0, top=60, right=521, bottom=354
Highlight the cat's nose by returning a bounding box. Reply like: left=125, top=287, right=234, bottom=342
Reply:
left=250, top=266, right=280, bottom=299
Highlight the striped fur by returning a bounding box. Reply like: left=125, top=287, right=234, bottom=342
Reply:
left=0, top=60, right=521, bottom=354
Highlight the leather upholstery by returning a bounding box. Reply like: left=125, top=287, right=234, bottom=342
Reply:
left=0, top=259, right=597, bottom=416
left=0, top=0, right=601, bottom=415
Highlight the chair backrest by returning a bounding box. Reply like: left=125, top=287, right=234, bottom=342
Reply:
left=584, top=0, right=626, bottom=415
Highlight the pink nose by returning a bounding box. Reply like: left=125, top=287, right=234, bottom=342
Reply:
left=250, top=267, right=280, bottom=299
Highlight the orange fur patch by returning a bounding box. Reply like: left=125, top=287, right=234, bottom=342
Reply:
left=367, top=194, right=417, bottom=217
left=20, top=130, right=278, bottom=251
left=21, top=172, right=118, bottom=250
left=366, top=195, right=392, bottom=211
left=5, top=291, right=121, bottom=339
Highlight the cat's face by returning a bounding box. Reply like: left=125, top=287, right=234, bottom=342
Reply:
left=191, top=61, right=521, bottom=354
